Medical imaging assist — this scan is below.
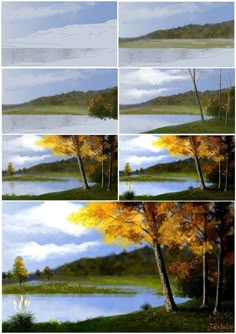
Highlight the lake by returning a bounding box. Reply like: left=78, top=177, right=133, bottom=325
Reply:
left=2, top=176, right=95, bottom=196
left=120, top=115, right=212, bottom=133
left=119, top=48, right=234, bottom=67
left=2, top=285, right=189, bottom=322
left=2, top=48, right=117, bottom=67
left=119, top=178, right=211, bottom=197
left=3, top=115, right=118, bottom=134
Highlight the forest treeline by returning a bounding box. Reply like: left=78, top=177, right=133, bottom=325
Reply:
left=119, top=20, right=234, bottom=42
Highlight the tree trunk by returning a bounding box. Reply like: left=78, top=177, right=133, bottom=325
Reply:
left=214, top=227, right=224, bottom=314
left=153, top=244, right=178, bottom=312
left=218, top=139, right=222, bottom=189
left=200, top=246, right=209, bottom=308
left=193, top=155, right=206, bottom=190
left=225, top=84, right=231, bottom=125
left=224, top=151, right=229, bottom=192
left=219, top=69, right=222, bottom=120
left=101, top=141, right=105, bottom=188
left=107, top=151, right=113, bottom=191
left=76, top=155, right=90, bottom=190
left=189, top=69, right=205, bottom=122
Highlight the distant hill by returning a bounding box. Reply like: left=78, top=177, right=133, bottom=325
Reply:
left=17, top=158, right=78, bottom=174
left=120, top=20, right=234, bottom=42
left=53, top=246, right=192, bottom=276
left=2, top=87, right=117, bottom=110
left=120, top=89, right=230, bottom=110
left=140, top=158, right=195, bottom=175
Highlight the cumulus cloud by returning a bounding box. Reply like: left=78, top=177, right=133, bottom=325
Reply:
left=3, top=202, right=88, bottom=238
left=16, top=241, right=101, bottom=261
left=3, top=135, right=45, bottom=153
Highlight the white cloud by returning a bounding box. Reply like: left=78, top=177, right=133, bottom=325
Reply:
left=15, top=241, right=101, bottom=262
left=120, top=135, right=162, bottom=154
left=120, top=2, right=211, bottom=23
left=127, top=155, right=169, bottom=166
left=8, top=3, right=83, bottom=21
left=3, top=135, right=45, bottom=153
left=125, top=88, right=168, bottom=99
left=4, top=70, right=85, bottom=90
left=9, top=154, right=51, bottom=166
left=3, top=202, right=89, bottom=238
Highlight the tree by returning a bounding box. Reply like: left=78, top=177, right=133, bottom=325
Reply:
left=12, top=257, right=29, bottom=287
left=188, top=69, right=205, bottom=122
left=35, top=269, right=41, bottom=279
left=36, top=135, right=91, bottom=190
left=154, top=136, right=208, bottom=190
left=68, top=202, right=178, bottom=312
left=105, top=136, right=117, bottom=191
left=2, top=272, right=7, bottom=280
left=6, top=270, right=13, bottom=281
left=124, top=162, right=132, bottom=176
left=88, top=87, right=117, bottom=120
left=43, top=266, right=53, bottom=281
left=7, top=162, right=15, bottom=176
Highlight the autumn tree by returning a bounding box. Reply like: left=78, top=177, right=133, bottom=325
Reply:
left=7, top=162, right=15, bottom=176
left=12, top=257, right=29, bottom=287
left=88, top=87, right=117, bottom=120
left=124, top=162, right=132, bottom=176
left=43, top=266, right=53, bottom=281
left=68, top=202, right=178, bottom=312
left=154, top=136, right=208, bottom=190
left=105, top=136, right=117, bottom=191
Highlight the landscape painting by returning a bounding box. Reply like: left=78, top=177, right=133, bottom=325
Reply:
left=2, top=2, right=117, bottom=67
left=2, top=201, right=234, bottom=332
left=119, top=2, right=234, bottom=67
left=119, top=135, right=235, bottom=200
left=2, top=135, right=118, bottom=200
left=2, top=69, right=118, bottom=134
left=120, top=68, right=235, bottom=134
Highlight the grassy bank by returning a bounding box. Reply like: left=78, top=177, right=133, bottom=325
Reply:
left=2, top=175, right=66, bottom=182
left=3, top=299, right=234, bottom=332
left=2, top=105, right=88, bottom=116
left=2, top=184, right=118, bottom=200
left=120, top=105, right=200, bottom=115
left=120, top=172, right=199, bottom=182
left=2, top=283, right=134, bottom=295
left=129, top=188, right=234, bottom=201
left=119, top=38, right=234, bottom=49
left=144, top=117, right=235, bottom=134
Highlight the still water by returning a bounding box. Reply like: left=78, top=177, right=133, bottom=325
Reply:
left=3, top=115, right=118, bottom=134
left=119, top=178, right=210, bottom=197
left=2, top=285, right=189, bottom=322
left=120, top=114, right=212, bottom=133
left=2, top=177, right=94, bottom=196
left=119, top=48, right=234, bottom=67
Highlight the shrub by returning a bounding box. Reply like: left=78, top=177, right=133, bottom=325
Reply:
left=122, top=191, right=135, bottom=200
left=140, top=303, right=152, bottom=311
left=5, top=312, right=35, bottom=332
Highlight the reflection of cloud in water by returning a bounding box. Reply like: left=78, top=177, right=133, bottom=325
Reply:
left=2, top=288, right=189, bottom=322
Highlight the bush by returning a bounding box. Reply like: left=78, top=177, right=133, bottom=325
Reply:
left=122, top=191, right=135, bottom=200
left=140, top=303, right=152, bottom=311
left=5, top=312, right=35, bottom=332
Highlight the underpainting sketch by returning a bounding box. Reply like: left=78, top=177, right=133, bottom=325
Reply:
left=119, top=2, right=234, bottom=67
left=2, top=2, right=117, bottom=67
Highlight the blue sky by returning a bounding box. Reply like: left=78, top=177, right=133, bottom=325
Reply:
left=119, top=2, right=234, bottom=37
left=119, top=135, right=182, bottom=170
left=3, top=69, right=117, bottom=104
left=2, top=1, right=117, bottom=39
left=2, top=202, right=133, bottom=272
left=120, top=68, right=235, bottom=104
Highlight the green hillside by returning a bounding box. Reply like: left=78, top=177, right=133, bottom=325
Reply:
left=120, top=20, right=234, bottom=42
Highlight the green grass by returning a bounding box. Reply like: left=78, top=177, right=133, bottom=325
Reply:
left=2, top=184, right=118, bottom=200
left=128, top=188, right=234, bottom=201
left=2, top=105, right=89, bottom=116
left=3, top=299, right=234, bottom=332
left=119, top=38, right=234, bottom=49
left=2, top=282, right=134, bottom=295
left=2, top=175, right=66, bottom=182
left=120, top=172, right=199, bottom=182
left=120, top=105, right=200, bottom=115
left=144, top=117, right=235, bottom=134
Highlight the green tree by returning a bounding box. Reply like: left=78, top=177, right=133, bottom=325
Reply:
left=12, top=257, right=29, bottom=287
left=43, top=266, right=53, bottom=281
left=124, top=162, right=132, bottom=176
left=35, top=269, right=41, bottom=279
left=7, top=162, right=15, bottom=176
